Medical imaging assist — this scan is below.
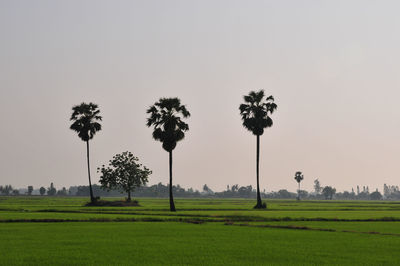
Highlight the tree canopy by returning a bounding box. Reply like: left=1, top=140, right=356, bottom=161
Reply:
left=47, top=183, right=56, bottom=196
left=239, top=90, right=277, bottom=136
left=70, top=102, right=102, bottom=142
left=322, top=186, right=336, bottom=200
left=294, top=172, right=304, bottom=184
left=146, top=97, right=190, bottom=152
left=98, top=151, right=151, bottom=201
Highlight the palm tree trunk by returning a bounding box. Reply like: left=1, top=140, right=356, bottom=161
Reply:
left=255, top=134, right=263, bottom=208
left=298, top=182, right=301, bottom=200
left=169, top=151, right=176, bottom=212
left=86, top=140, right=95, bottom=203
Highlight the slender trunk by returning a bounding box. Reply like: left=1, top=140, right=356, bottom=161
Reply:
left=298, top=182, right=301, bottom=200
left=255, top=134, right=263, bottom=208
left=127, top=191, right=131, bottom=202
left=86, top=141, right=95, bottom=203
left=169, top=151, right=176, bottom=212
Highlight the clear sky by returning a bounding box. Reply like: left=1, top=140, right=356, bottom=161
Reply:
left=1, top=0, right=400, bottom=193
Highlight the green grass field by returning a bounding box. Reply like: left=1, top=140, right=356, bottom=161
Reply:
left=1, top=197, right=400, bottom=265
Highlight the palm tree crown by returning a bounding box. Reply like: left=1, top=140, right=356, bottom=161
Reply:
left=239, top=90, right=277, bottom=136
left=294, top=171, right=304, bottom=183
left=70, top=103, right=102, bottom=141
left=146, top=98, right=190, bottom=151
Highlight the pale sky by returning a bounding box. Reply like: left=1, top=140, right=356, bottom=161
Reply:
left=1, top=0, right=400, bottom=193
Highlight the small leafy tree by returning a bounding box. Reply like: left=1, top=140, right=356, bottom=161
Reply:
left=57, top=187, right=68, bottom=196
left=298, top=190, right=308, bottom=199
left=202, top=184, right=214, bottom=194
left=294, top=172, right=304, bottom=200
left=27, top=186, right=33, bottom=195
left=98, top=151, right=151, bottom=202
left=231, top=184, right=239, bottom=192
left=39, top=187, right=46, bottom=196
left=314, top=179, right=322, bottom=195
left=322, top=186, right=336, bottom=200
left=47, top=183, right=57, bottom=196
left=370, top=190, right=382, bottom=200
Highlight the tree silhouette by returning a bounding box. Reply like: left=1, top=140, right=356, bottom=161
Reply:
left=27, top=186, right=33, bottom=196
left=0, top=185, right=13, bottom=195
left=239, top=90, right=277, bottom=209
left=47, top=182, right=56, bottom=196
left=146, top=98, right=190, bottom=211
left=294, top=171, right=304, bottom=200
left=370, top=190, right=382, bottom=200
left=70, top=102, right=102, bottom=203
left=98, top=151, right=151, bottom=202
left=322, top=186, right=336, bottom=200
left=39, top=187, right=46, bottom=196
left=314, top=179, right=322, bottom=195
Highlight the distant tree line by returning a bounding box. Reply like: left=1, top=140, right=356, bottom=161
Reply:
left=0, top=185, right=19, bottom=196
left=2, top=181, right=399, bottom=201
left=0, top=183, right=68, bottom=196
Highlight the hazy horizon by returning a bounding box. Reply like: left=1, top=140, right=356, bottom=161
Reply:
left=1, top=0, right=400, bottom=193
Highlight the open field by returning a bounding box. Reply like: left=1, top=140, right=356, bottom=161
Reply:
left=1, top=197, right=400, bottom=265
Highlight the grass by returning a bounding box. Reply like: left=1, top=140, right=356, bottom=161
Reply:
left=1, top=196, right=400, bottom=265
left=1, top=222, right=400, bottom=265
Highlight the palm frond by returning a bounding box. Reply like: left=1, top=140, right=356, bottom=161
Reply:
left=239, top=90, right=277, bottom=135
left=146, top=97, right=190, bottom=152
left=69, top=102, right=102, bottom=141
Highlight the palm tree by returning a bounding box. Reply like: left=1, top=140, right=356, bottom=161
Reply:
left=146, top=98, right=190, bottom=212
left=294, top=171, right=304, bottom=200
left=70, top=102, right=102, bottom=203
left=239, top=90, right=277, bottom=209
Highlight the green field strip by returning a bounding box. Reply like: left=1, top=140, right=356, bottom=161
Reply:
left=1, top=222, right=400, bottom=265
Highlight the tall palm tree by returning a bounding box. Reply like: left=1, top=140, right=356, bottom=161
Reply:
left=294, top=171, right=304, bottom=200
left=70, top=102, right=102, bottom=203
left=146, top=98, right=190, bottom=212
left=239, top=90, right=277, bottom=209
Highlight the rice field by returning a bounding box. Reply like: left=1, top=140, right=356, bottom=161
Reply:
left=1, top=197, right=400, bottom=265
